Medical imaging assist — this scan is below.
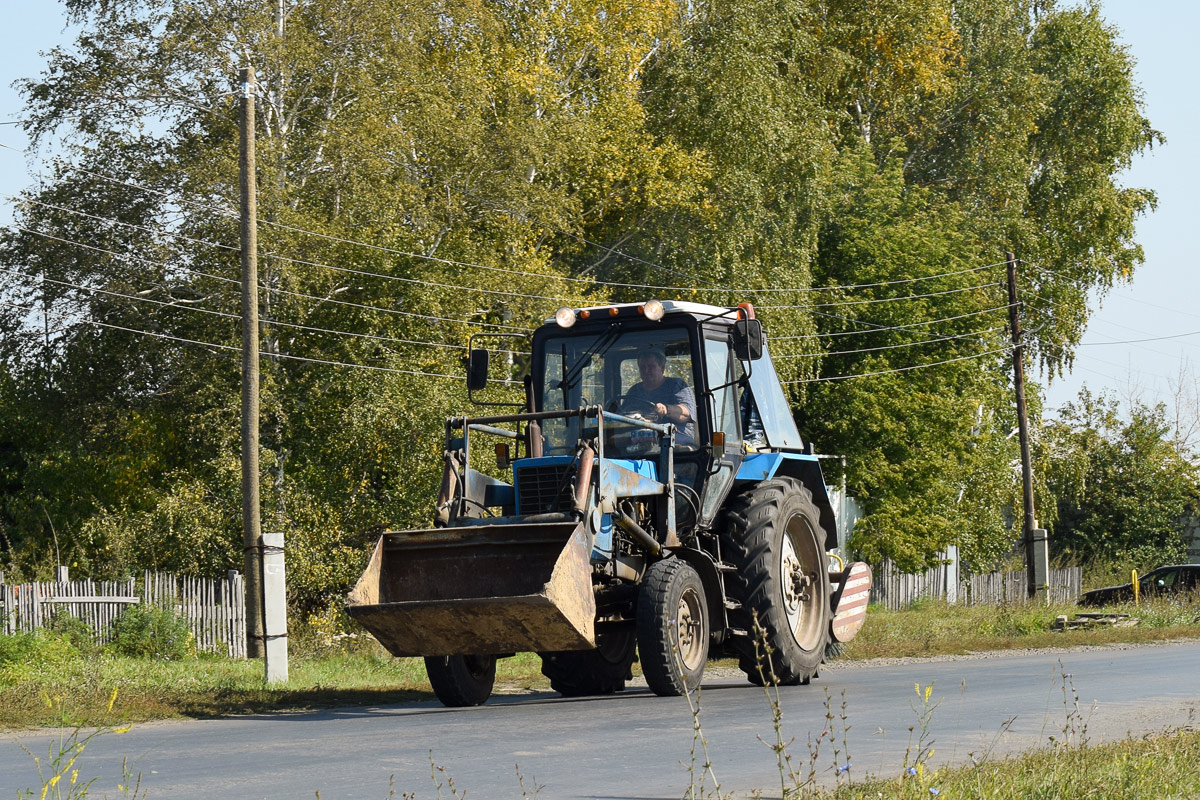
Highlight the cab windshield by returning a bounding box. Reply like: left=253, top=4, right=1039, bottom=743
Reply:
left=539, top=327, right=695, bottom=456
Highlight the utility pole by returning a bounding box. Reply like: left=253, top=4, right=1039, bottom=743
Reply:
left=240, top=66, right=265, bottom=657
left=1006, top=252, right=1048, bottom=600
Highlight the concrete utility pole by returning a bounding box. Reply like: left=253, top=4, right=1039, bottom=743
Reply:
left=240, top=66, right=265, bottom=657
left=1006, top=253, right=1048, bottom=600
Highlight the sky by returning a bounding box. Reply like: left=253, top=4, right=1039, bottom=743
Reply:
left=1, top=1, right=1197, bottom=420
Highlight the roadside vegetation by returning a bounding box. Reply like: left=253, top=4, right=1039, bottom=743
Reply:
left=825, top=731, right=1200, bottom=799
left=4, top=592, right=1198, bottom=731
left=13, top=654, right=1200, bottom=800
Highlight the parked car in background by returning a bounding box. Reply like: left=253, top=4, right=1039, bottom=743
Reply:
left=1076, top=564, right=1200, bottom=607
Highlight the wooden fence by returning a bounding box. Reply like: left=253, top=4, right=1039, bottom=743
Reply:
left=871, top=561, right=1082, bottom=610
left=1, top=570, right=246, bottom=657
left=966, top=567, right=1081, bottom=606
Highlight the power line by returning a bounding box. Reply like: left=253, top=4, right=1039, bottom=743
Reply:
left=263, top=283, right=533, bottom=331
left=263, top=316, right=528, bottom=356
left=13, top=225, right=240, bottom=286
left=0, top=142, right=239, bottom=220
left=772, top=326, right=1006, bottom=360
left=777, top=262, right=1004, bottom=293
left=16, top=196, right=241, bottom=255
left=1, top=294, right=509, bottom=382
left=758, top=281, right=1002, bottom=310
left=785, top=345, right=1015, bottom=384
left=1078, top=330, right=1200, bottom=346
left=8, top=227, right=534, bottom=360
left=1023, top=259, right=1200, bottom=321
left=769, top=303, right=1013, bottom=341
left=0, top=259, right=239, bottom=320
left=1026, top=290, right=1200, bottom=360
left=3, top=141, right=1010, bottom=298
left=15, top=190, right=582, bottom=304
left=254, top=238, right=581, bottom=305
left=8, top=225, right=533, bottom=333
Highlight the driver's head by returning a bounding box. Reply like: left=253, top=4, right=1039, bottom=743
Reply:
left=637, top=349, right=667, bottom=389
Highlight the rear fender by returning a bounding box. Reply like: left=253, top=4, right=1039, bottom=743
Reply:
left=735, top=453, right=838, bottom=544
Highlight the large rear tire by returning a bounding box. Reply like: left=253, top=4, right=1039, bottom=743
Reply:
left=721, top=477, right=830, bottom=686
left=540, top=628, right=637, bottom=697
left=636, top=558, right=709, bottom=696
left=424, top=654, right=496, bottom=707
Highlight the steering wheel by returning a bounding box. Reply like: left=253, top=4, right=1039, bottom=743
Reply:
left=607, top=395, right=663, bottom=421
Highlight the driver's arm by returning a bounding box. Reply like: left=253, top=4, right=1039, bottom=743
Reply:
left=657, top=401, right=691, bottom=423
left=659, top=384, right=695, bottom=424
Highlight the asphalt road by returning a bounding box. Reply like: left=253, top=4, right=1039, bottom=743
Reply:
left=4, top=642, right=1198, bottom=799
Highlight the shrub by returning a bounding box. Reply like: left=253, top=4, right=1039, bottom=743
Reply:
left=44, top=608, right=98, bottom=655
left=0, top=631, right=82, bottom=685
left=108, top=604, right=196, bottom=660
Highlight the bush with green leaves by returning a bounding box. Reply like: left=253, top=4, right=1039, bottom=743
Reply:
left=0, top=631, right=83, bottom=685
left=108, top=604, right=195, bottom=660
left=44, top=608, right=98, bottom=655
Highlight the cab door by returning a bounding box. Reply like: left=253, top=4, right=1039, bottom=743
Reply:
left=695, top=332, right=746, bottom=529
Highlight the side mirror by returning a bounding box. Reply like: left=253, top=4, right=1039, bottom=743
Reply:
left=733, top=319, right=764, bottom=361
left=466, top=348, right=489, bottom=392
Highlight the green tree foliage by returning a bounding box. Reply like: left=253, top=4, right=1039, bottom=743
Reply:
left=1042, top=390, right=1198, bottom=569
left=0, top=0, right=1161, bottom=601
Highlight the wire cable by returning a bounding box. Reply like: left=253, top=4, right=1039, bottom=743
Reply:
left=0, top=261, right=239, bottom=320
left=1, top=295, right=512, bottom=382
left=4, top=143, right=1012, bottom=298
left=758, top=281, right=1002, bottom=310
left=13, top=225, right=240, bottom=286
left=15, top=197, right=241, bottom=255
left=8, top=225, right=533, bottom=333
left=772, top=326, right=1007, bottom=359
left=785, top=345, right=1015, bottom=384
left=769, top=303, right=1013, bottom=340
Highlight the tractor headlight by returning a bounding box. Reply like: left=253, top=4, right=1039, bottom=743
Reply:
left=555, top=307, right=578, bottom=328
left=641, top=299, right=665, bottom=321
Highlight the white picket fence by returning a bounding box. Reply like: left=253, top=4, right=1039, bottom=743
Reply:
left=0, top=569, right=246, bottom=657
left=871, top=560, right=1082, bottom=610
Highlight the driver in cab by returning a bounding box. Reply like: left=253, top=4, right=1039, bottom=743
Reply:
left=625, top=348, right=696, bottom=445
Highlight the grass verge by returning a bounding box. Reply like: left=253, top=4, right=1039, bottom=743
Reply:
left=2, top=594, right=1197, bottom=730
left=838, top=595, right=1200, bottom=659
left=815, top=728, right=1200, bottom=799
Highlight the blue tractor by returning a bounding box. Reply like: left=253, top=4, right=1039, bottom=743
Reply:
left=348, top=300, right=870, bottom=706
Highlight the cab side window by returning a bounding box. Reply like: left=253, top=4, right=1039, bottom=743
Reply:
left=704, top=337, right=740, bottom=443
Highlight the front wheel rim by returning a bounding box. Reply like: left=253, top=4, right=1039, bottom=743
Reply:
left=675, top=587, right=705, bottom=672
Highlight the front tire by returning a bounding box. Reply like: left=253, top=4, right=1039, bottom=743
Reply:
left=722, top=477, right=830, bottom=686
left=540, top=628, right=637, bottom=697
left=637, top=558, right=709, bottom=696
left=425, top=654, right=496, bottom=707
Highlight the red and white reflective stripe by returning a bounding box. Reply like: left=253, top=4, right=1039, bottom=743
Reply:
left=831, top=562, right=872, bottom=643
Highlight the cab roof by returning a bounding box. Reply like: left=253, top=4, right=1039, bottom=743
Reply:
left=542, top=300, right=739, bottom=326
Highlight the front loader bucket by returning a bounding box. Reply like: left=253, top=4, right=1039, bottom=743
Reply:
left=346, top=521, right=596, bottom=656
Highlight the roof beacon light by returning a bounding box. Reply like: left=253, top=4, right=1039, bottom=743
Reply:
left=555, top=307, right=578, bottom=328
left=642, top=299, right=665, bottom=321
